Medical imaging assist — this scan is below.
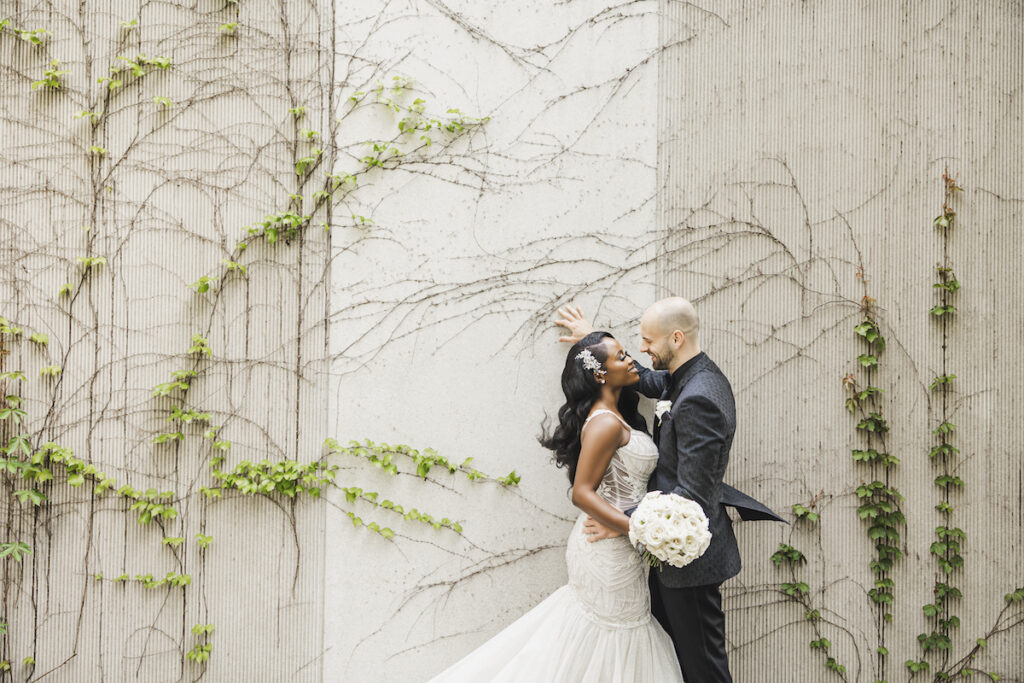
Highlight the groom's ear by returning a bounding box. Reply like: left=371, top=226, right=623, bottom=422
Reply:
left=671, top=330, right=686, bottom=348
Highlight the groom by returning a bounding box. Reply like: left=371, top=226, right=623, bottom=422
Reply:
left=556, top=298, right=780, bottom=683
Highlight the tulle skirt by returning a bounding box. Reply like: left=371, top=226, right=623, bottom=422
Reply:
left=426, top=514, right=683, bottom=682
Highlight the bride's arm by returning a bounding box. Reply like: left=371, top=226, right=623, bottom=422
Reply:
left=570, top=415, right=631, bottom=535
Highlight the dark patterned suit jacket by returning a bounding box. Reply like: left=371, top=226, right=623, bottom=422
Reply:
left=636, top=353, right=742, bottom=588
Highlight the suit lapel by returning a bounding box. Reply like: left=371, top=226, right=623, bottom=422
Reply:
left=654, top=354, right=710, bottom=446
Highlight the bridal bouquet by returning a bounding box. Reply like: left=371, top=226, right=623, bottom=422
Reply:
left=628, top=491, right=711, bottom=569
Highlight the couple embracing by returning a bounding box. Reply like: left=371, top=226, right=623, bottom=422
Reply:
left=429, top=297, right=781, bottom=682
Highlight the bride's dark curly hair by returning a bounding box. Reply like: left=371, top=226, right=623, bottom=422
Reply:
left=539, top=331, right=649, bottom=484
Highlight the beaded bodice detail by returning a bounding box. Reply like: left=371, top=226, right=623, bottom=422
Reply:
left=582, top=410, right=659, bottom=511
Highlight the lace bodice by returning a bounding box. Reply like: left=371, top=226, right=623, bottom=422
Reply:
left=582, top=410, right=659, bottom=511
left=557, top=410, right=662, bottom=631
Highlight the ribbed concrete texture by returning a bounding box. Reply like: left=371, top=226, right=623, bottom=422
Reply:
left=1, top=1, right=1021, bottom=682
left=1, top=1, right=330, bottom=680
left=656, top=2, right=1024, bottom=682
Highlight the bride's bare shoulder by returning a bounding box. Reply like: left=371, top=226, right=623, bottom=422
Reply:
left=581, top=412, right=628, bottom=447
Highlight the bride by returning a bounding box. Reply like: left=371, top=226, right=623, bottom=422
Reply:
left=428, top=331, right=683, bottom=682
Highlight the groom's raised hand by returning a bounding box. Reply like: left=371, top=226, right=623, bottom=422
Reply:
left=554, top=305, right=595, bottom=343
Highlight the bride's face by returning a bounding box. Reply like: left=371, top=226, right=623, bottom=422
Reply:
left=596, top=339, right=640, bottom=388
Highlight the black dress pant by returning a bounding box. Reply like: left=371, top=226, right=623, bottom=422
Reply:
left=649, top=573, right=733, bottom=683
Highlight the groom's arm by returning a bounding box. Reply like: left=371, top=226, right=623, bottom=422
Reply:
left=632, top=362, right=669, bottom=399
left=670, top=393, right=728, bottom=515
left=552, top=305, right=668, bottom=398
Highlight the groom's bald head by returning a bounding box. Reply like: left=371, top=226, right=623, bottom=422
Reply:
left=643, top=297, right=699, bottom=341
left=639, top=297, right=701, bottom=372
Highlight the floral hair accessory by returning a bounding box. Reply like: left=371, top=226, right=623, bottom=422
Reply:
left=575, top=348, right=606, bottom=375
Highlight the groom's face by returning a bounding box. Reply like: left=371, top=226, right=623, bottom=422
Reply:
left=639, top=317, right=672, bottom=371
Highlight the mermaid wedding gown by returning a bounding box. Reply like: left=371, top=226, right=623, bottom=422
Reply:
left=427, top=410, right=684, bottom=682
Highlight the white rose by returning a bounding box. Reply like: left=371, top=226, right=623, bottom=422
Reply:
left=645, top=520, right=668, bottom=548
left=629, top=509, right=653, bottom=545
left=677, top=499, right=702, bottom=518
left=666, top=514, right=687, bottom=534
left=628, top=517, right=646, bottom=546
left=655, top=400, right=673, bottom=423
left=697, top=530, right=711, bottom=554
left=631, top=511, right=651, bottom=528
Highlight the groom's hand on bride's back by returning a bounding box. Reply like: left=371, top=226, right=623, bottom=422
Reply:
left=582, top=515, right=621, bottom=542
left=554, top=305, right=595, bottom=343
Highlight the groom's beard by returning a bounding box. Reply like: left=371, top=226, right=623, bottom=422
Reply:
left=650, top=354, right=668, bottom=371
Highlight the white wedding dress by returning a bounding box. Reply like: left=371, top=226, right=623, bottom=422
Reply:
left=428, top=410, right=684, bottom=682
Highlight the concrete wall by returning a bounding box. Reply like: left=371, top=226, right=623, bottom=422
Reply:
left=1, top=0, right=331, bottom=679
left=1, top=1, right=1021, bottom=681
left=656, top=3, right=1024, bottom=680
left=324, top=0, right=659, bottom=679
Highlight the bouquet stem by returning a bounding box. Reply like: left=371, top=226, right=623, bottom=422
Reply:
left=640, top=548, right=662, bottom=570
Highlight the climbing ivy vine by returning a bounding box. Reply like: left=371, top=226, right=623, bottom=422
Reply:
left=772, top=490, right=850, bottom=681
left=845, top=289, right=905, bottom=683
left=768, top=173, right=1022, bottom=682
left=1, top=4, right=514, bottom=678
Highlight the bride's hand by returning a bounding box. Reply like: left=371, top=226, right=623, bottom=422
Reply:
left=554, top=305, right=595, bottom=343
left=582, top=515, right=621, bottom=542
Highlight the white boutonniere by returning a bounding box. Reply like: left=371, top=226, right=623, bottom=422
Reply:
left=655, top=400, right=673, bottom=425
